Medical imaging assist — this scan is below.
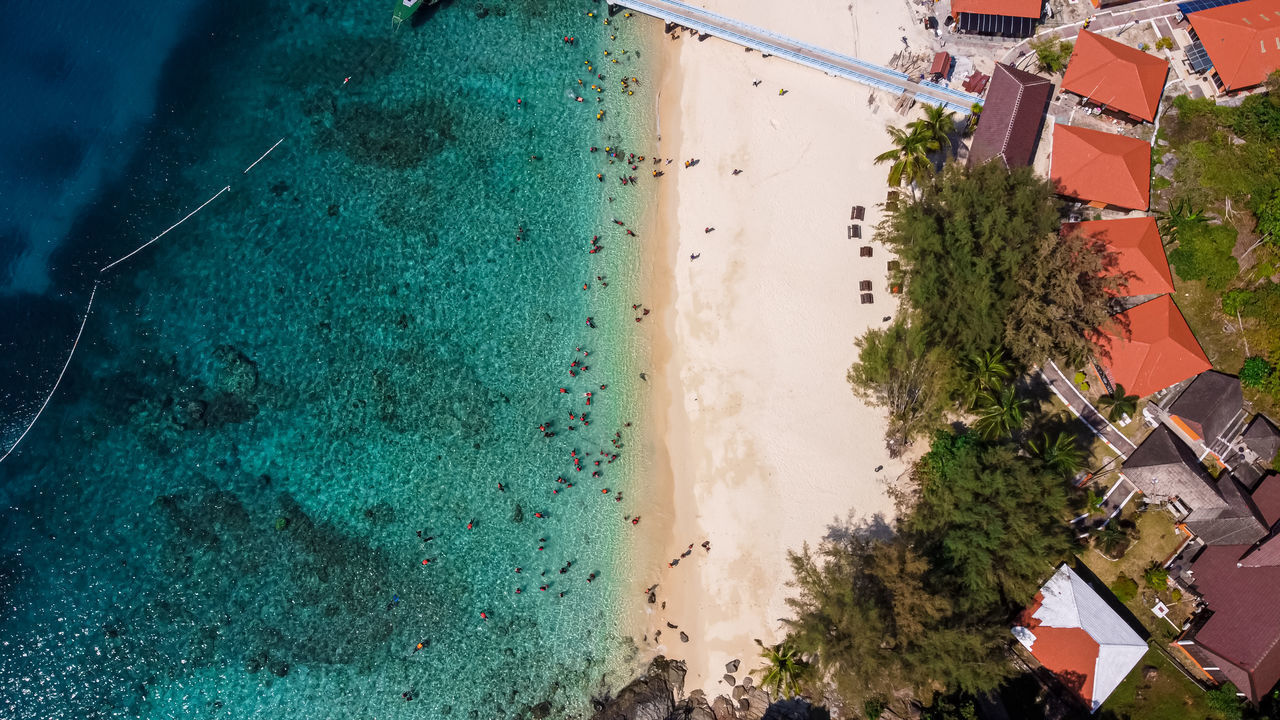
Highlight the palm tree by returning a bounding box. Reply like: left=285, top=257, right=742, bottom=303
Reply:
left=973, top=385, right=1029, bottom=440
left=1029, top=431, right=1085, bottom=478
left=1096, top=384, right=1139, bottom=423
left=874, top=125, right=938, bottom=190
left=909, top=104, right=957, bottom=154
left=961, top=349, right=1012, bottom=409
left=753, top=639, right=809, bottom=699
left=1095, top=520, right=1133, bottom=559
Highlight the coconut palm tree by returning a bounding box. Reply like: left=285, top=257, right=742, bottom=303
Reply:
left=973, top=385, right=1030, bottom=440
left=1095, top=520, right=1133, bottom=559
left=1096, top=384, right=1139, bottom=423
left=874, top=125, right=938, bottom=190
left=909, top=104, right=957, bottom=154
left=753, top=639, right=809, bottom=699
left=961, top=349, right=1012, bottom=409
left=1029, top=431, right=1086, bottom=478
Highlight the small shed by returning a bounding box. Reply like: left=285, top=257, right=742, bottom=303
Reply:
left=929, top=51, right=953, bottom=79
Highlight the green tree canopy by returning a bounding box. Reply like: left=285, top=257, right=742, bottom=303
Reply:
left=847, top=321, right=949, bottom=455
left=881, top=163, right=1069, bottom=371
left=782, top=431, right=1076, bottom=711
left=902, top=432, right=1075, bottom=616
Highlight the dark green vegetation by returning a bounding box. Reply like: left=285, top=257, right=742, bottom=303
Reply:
left=1158, top=76, right=1280, bottom=413
left=1029, top=37, right=1074, bottom=74
left=847, top=163, right=1114, bottom=452
left=782, top=429, right=1078, bottom=716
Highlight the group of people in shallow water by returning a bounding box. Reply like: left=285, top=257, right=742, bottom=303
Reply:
left=400, top=13, right=686, bottom=698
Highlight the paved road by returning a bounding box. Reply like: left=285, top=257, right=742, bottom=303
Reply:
left=1042, top=360, right=1138, bottom=458
left=611, top=0, right=984, bottom=113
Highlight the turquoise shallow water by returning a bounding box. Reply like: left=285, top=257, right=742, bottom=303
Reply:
left=0, top=0, right=659, bottom=717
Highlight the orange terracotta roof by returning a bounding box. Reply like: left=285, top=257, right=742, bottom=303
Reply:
left=1189, top=0, right=1280, bottom=91
left=1064, top=217, right=1175, bottom=296
left=952, top=0, right=1043, bottom=18
left=1092, top=295, right=1212, bottom=398
left=1050, top=124, right=1151, bottom=210
left=1061, top=31, right=1169, bottom=122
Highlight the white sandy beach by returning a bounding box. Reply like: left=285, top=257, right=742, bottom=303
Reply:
left=634, top=0, right=937, bottom=698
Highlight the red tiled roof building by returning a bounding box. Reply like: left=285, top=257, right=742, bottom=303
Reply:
left=1063, top=217, right=1175, bottom=297
left=1050, top=124, right=1151, bottom=211
left=1014, top=564, right=1149, bottom=711
left=1189, top=0, right=1280, bottom=92
left=1091, top=294, right=1212, bottom=398
left=1061, top=30, right=1169, bottom=122
left=951, top=0, right=1041, bottom=36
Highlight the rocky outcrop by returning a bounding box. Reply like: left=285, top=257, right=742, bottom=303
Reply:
left=592, top=658, right=827, bottom=720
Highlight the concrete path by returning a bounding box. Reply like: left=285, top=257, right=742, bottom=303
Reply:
left=611, top=0, right=984, bottom=113
left=1042, top=359, right=1138, bottom=458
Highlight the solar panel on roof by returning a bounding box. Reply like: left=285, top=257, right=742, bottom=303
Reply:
left=1187, top=40, right=1215, bottom=72
left=1177, top=0, right=1250, bottom=16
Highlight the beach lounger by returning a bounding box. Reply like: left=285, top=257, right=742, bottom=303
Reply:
left=851, top=225, right=861, bottom=239
left=888, top=260, right=900, bottom=272
left=853, top=205, right=866, bottom=221
left=860, top=246, right=873, bottom=257
left=860, top=293, right=874, bottom=305
left=859, top=280, right=872, bottom=291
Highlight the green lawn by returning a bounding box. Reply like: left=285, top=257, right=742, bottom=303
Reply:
left=1078, top=510, right=1195, bottom=644
left=1102, top=648, right=1221, bottom=720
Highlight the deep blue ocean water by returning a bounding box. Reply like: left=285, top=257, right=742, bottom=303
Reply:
left=0, top=0, right=658, bottom=717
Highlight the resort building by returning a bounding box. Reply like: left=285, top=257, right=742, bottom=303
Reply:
left=1090, top=294, right=1211, bottom=398
left=1185, top=0, right=1280, bottom=94
left=967, top=63, right=1053, bottom=169
left=1176, top=506, right=1280, bottom=703
left=1060, top=31, right=1170, bottom=123
left=1121, top=425, right=1227, bottom=510
left=1062, top=217, right=1174, bottom=297
left=951, top=0, right=1042, bottom=37
left=1013, top=564, right=1150, bottom=713
left=1162, top=370, right=1249, bottom=463
left=1050, top=124, right=1151, bottom=211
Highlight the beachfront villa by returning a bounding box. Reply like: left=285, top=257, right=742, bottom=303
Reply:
left=967, top=63, right=1053, bottom=169
left=1049, top=124, right=1151, bottom=211
left=1063, top=217, right=1175, bottom=298
left=950, top=0, right=1042, bottom=37
left=1090, top=294, right=1212, bottom=399
left=1060, top=30, right=1169, bottom=123
left=1175, top=499, right=1280, bottom=703
left=1013, top=564, right=1150, bottom=713
left=1185, top=0, right=1280, bottom=94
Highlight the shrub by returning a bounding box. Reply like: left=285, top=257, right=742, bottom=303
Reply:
left=1242, top=356, right=1277, bottom=388
left=1171, top=588, right=1182, bottom=603
left=1155, top=37, right=1175, bottom=51
left=864, top=697, right=888, bottom=720
left=1222, top=288, right=1255, bottom=316
left=1207, top=683, right=1245, bottom=720
left=1111, top=575, right=1139, bottom=603
left=1031, top=38, right=1074, bottom=73
left=1167, top=222, right=1240, bottom=290
left=1144, top=562, right=1169, bottom=590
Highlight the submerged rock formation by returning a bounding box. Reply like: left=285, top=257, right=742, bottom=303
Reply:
left=592, top=657, right=828, bottom=720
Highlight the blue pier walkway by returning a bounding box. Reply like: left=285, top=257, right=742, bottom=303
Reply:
left=610, top=0, right=983, bottom=113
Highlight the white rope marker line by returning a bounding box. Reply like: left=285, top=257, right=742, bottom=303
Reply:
left=0, top=282, right=101, bottom=464
left=99, top=186, right=232, bottom=274
left=243, top=138, right=285, bottom=174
